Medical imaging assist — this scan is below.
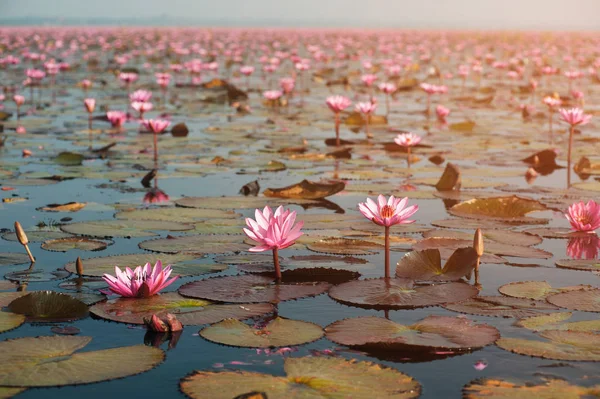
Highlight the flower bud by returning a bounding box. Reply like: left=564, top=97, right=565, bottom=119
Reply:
left=14, top=222, right=28, bottom=246
left=76, top=257, right=84, bottom=277
left=473, top=228, right=484, bottom=257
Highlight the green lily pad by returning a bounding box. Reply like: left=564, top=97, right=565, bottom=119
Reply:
left=41, top=237, right=109, bottom=252
left=546, top=288, right=600, bottom=312
left=139, top=234, right=249, bottom=254
left=2, top=230, right=73, bottom=243
left=463, top=378, right=600, bottom=398
left=449, top=196, right=549, bottom=224
left=555, top=259, right=600, bottom=271
left=516, top=312, right=600, bottom=332
left=8, top=291, right=88, bottom=322
left=61, top=219, right=194, bottom=238
left=0, top=252, right=31, bottom=266
left=0, top=311, right=25, bottom=333
left=497, top=330, right=600, bottom=361
left=55, top=152, right=85, bottom=166
left=498, top=281, right=593, bottom=300
left=115, top=207, right=239, bottom=222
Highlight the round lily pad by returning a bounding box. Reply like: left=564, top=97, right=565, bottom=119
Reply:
left=115, top=207, right=239, bottom=222
left=498, top=281, right=592, bottom=300
left=2, top=230, right=73, bottom=243
left=497, top=330, right=600, bottom=361
left=423, top=229, right=543, bottom=246
left=449, top=196, right=549, bottom=224
left=90, top=292, right=274, bottom=325
left=8, top=291, right=88, bottom=322
left=430, top=219, right=511, bottom=230
left=463, top=378, right=600, bottom=398
left=395, top=248, right=478, bottom=281
left=175, top=196, right=312, bottom=210
left=524, top=228, right=591, bottom=239
left=0, top=252, right=30, bottom=266
left=200, top=317, right=323, bottom=348
left=180, top=356, right=421, bottom=399
left=64, top=253, right=224, bottom=277
left=329, top=278, right=479, bottom=310
left=0, top=292, right=27, bottom=307
left=41, top=237, right=109, bottom=252
left=214, top=254, right=280, bottom=265
left=515, top=312, right=600, bottom=332
left=61, top=219, right=194, bottom=238
left=325, top=315, right=499, bottom=352
left=179, top=275, right=331, bottom=303
left=0, top=336, right=164, bottom=387
left=555, top=259, right=600, bottom=271
left=546, top=288, right=600, bottom=312
left=0, top=311, right=25, bottom=333
left=307, top=238, right=383, bottom=255
left=5, top=268, right=71, bottom=283
left=139, top=234, right=249, bottom=254
left=285, top=255, right=373, bottom=271
left=444, top=296, right=559, bottom=318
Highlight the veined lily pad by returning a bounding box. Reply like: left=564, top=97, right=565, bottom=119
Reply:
left=325, top=315, right=499, bottom=352
left=90, top=292, right=273, bottom=325
left=555, top=259, right=600, bottom=271
left=0, top=311, right=25, bottom=333
left=0, top=336, right=164, bottom=386
left=8, top=291, right=88, bottom=322
left=180, top=356, right=421, bottom=399
left=449, top=196, right=549, bottom=224
left=64, top=253, right=224, bottom=277
left=200, top=317, right=323, bottom=348
left=61, top=219, right=194, bottom=238
left=497, top=330, right=600, bottom=361
left=498, top=281, right=592, bottom=300
left=179, top=275, right=330, bottom=303
left=139, top=234, right=248, bottom=254
left=0, top=252, right=30, bottom=266
left=395, top=248, right=478, bottom=281
left=115, top=207, right=238, bottom=222
left=307, top=238, right=383, bottom=255
left=41, top=237, right=109, bottom=252
left=2, top=230, right=73, bottom=243
left=329, top=278, right=478, bottom=309
left=444, top=296, right=559, bottom=318
left=546, top=288, right=600, bottom=312
left=515, top=312, right=600, bottom=332
left=463, top=378, right=600, bottom=398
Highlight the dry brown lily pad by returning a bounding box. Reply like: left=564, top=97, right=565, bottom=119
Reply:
left=515, top=312, right=600, bottom=332
left=329, top=278, right=478, bottom=309
left=498, top=281, right=593, bottom=300
left=546, top=288, right=600, bottom=312
left=555, top=259, right=600, bottom=271
left=496, top=330, right=600, bottom=361
left=263, top=179, right=345, bottom=200
left=38, top=202, right=86, bottom=212
left=449, top=196, right=549, bottom=224
left=179, top=274, right=331, bottom=303
left=463, top=378, right=600, bottom=398
left=443, top=296, right=559, bottom=318
left=435, top=163, right=461, bottom=191
left=395, top=248, right=478, bottom=281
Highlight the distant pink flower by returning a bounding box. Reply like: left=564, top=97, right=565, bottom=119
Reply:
left=13, top=95, right=25, bottom=106
left=107, top=111, right=127, bottom=128
left=119, top=72, right=138, bottom=84
left=473, top=360, right=488, bottom=371
left=436, top=105, right=450, bottom=122
left=132, top=101, right=153, bottom=114
left=143, top=187, right=170, bottom=204
left=565, top=200, right=600, bottom=232
left=361, top=74, right=378, bottom=87
left=80, top=79, right=92, bottom=89
left=543, top=96, right=561, bottom=108
left=130, top=89, right=152, bottom=103
left=358, top=194, right=418, bottom=227
left=571, top=90, right=584, bottom=100
left=142, top=119, right=170, bottom=134
left=16, top=126, right=26, bottom=134
left=558, top=108, right=592, bottom=127
left=378, top=82, right=397, bottom=94
left=263, top=90, right=283, bottom=101
left=394, top=133, right=422, bottom=147
left=22, top=149, right=32, bottom=157
left=326, top=95, right=351, bottom=113
left=102, top=260, right=178, bottom=298
left=26, top=69, right=45, bottom=80
left=279, top=78, right=295, bottom=94
left=84, top=98, right=96, bottom=113
left=243, top=205, right=304, bottom=252
left=355, top=102, right=377, bottom=115
left=240, top=65, right=255, bottom=76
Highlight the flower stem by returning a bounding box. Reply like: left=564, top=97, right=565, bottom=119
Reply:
left=88, top=114, right=93, bottom=150
left=273, top=247, right=281, bottom=282
left=407, top=147, right=411, bottom=169
left=384, top=225, right=390, bottom=279
left=153, top=132, right=159, bottom=165
left=335, top=112, right=340, bottom=146
left=567, top=126, right=574, bottom=188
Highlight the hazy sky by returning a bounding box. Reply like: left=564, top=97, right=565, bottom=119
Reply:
left=1, top=0, right=599, bottom=30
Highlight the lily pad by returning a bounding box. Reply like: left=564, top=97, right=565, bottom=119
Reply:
left=263, top=179, right=345, bottom=200
left=413, top=237, right=552, bottom=259
left=55, top=152, right=84, bottom=166
left=498, top=281, right=592, bottom=300
left=1, top=230, right=73, bottom=243
left=139, top=234, right=248, bottom=254
left=175, top=196, right=316, bottom=210
left=546, top=288, right=600, bottom=312
left=179, top=275, right=331, bottom=303
left=555, top=259, right=600, bottom=271
left=463, top=378, right=600, bottom=398
left=199, top=317, right=323, bottom=348
left=5, top=269, right=71, bottom=283
left=307, top=238, right=383, bottom=255
left=115, top=207, right=238, bottom=222
left=180, top=356, right=421, bottom=399
left=61, top=219, right=194, bottom=238
left=329, top=278, right=479, bottom=309
left=497, top=330, right=600, bottom=361
left=39, top=202, right=86, bottom=212
left=444, top=296, right=559, bottom=318
left=90, top=292, right=274, bottom=325
left=395, top=248, right=478, bottom=281
left=41, top=237, right=109, bottom=252
left=0, top=311, right=25, bottom=333
left=0, top=336, right=164, bottom=387
left=515, top=312, right=600, bottom=332
left=449, top=196, right=549, bottom=224
left=8, top=291, right=88, bottom=322
left=0, top=252, right=31, bottom=266
left=423, top=229, right=543, bottom=247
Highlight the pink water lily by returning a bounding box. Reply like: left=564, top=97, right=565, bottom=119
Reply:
left=558, top=107, right=592, bottom=127
left=106, top=110, right=127, bottom=128
left=84, top=98, right=96, bottom=113
left=326, top=95, right=351, bottom=146
left=130, top=89, right=153, bottom=103
left=132, top=101, right=153, bottom=118
left=102, top=260, right=178, bottom=298
left=565, top=200, right=600, bottom=232
left=243, top=205, right=304, bottom=281
left=142, top=119, right=171, bottom=164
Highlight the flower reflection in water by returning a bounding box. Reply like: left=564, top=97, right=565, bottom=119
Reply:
left=566, top=235, right=600, bottom=260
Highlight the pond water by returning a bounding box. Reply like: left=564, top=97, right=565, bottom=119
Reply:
left=0, top=27, right=599, bottom=398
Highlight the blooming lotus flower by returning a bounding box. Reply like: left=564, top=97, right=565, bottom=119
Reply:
left=543, top=96, right=561, bottom=108
left=558, top=108, right=592, bottom=127
left=355, top=102, right=376, bottom=115
left=279, top=78, right=295, bottom=94
left=119, top=72, right=138, bottom=84
left=13, top=95, right=25, bottom=106
left=130, top=89, right=152, bottom=103
left=102, top=260, right=178, bottom=298
left=143, top=119, right=170, bottom=134
left=565, top=200, right=600, bottom=232
left=378, top=82, right=397, bottom=94
left=263, top=90, right=283, bottom=101
left=80, top=79, right=92, bottom=90
left=361, top=74, right=378, bottom=87
left=106, top=110, right=127, bottom=128
left=358, top=195, right=418, bottom=278
left=394, top=133, right=422, bottom=147
left=84, top=98, right=96, bottom=113
left=243, top=205, right=304, bottom=281
left=132, top=101, right=153, bottom=117
left=240, top=65, right=255, bottom=76
left=436, top=105, right=450, bottom=123
left=326, top=95, right=352, bottom=146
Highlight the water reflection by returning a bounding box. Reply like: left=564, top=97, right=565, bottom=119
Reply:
left=566, top=235, right=600, bottom=260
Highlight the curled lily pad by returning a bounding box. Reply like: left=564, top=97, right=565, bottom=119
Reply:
left=0, top=252, right=30, bottom=266
left=546, top=288, right=600, bottom=312
left=307, top=238, right=383, bottom=255
left=179, top=275, right=330, bottom=303
left=329, top=278, right=479, bottom=310
left=449, top=196, right=549, bottom=224
left=0, top=311, right=25, bottom=333
left=200, top=317, right=323, bottom=348
left=64, top=253, right=223, bottom=277
left=263, top=179, right=345, bottom=200
left=115, top=207, right=238, bottom=222
left=61, top=219, right=194, bottom=238
left=444, top=296, right=559, bottom=318
left=8, top=291, right=88, bottom=322
left=90, top=292, right=273, bottom=325
left=463, top=378, right=600, bottom=398
left=325, top=315, right=499, bottom=352
left=0, top=336, right=164, bottom=387
left=497, top=330, right=600, bottom=361
left=41, top=237, right=109, bottom=252
left=395, top=248, right=478, bottom=281
left=139, top=235, right=248, bottom=254
left=180, top=356, right=421, bottom=399
left=498, top=281, right=592, bottom=300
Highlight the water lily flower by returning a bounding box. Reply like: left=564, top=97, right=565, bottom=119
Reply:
left=355, top=101, right=377, bottom=139
left=142, top=119, right=170, bottom=163
left=102, top=260, right=178, bottom=298
left=84, top=98, right=96, bottom=114
left=326, top=95, right=352, bottom=146
left=106, top=110, right=127, bottom=128
left=243, top=205, right=304, bottom=281
left=565, top=200, right=600, bottom=232
left=130, top=89, right=152, bottom=103
left=143, top=187, right=170, bottom=204
left=394, top=132, right=422, bottom=168
left=559, top=108, right=592, bottom=187
left=358, top=195, right=418, bottom=278
left=436, top=105, right=450, bottom=123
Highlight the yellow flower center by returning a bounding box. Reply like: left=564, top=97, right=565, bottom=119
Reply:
left=380, top=205, right=395, bottom=219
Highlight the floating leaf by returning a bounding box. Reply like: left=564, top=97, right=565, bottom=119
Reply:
left=329, top=278, right=478, bottom=309
left=214, top=254, right=277, bottom=265
left=0, top=311, right=25, bottom=333
left=179, top=275, right=330, bottom=303
left=263, top=179, right=345, bottom=200
left=463, top=378, right=600, bottom=398
left=0, top=252, right=30, bottom=266
left=41, top=237, right=108, bottom=252
left=5, top=269, right=70, bottom=283
left=115, top=207, right=238, bottom=222
left=90, top=292, right=273, bottom=325
left=395, top=248, right=478, bottom=281
left=139, top=234, right=248, bottom=254
left=413, top=237, right=552, bottom=259
left=449, top=196, right=549, bottom=224
left=497, top=330, right=600, bottom=361
left=200, top=317, right=323, bottom=348
left=555, top=259, right=600, bottom=271
left=435, top=163, right=461, bottom=191
left=8, top=291, right=88, bottom=322
left=444, top=296, right=559, bottom=318
left=181, top=356, right=420, bottom=399
left=0, top=336, right=164, bottom=387
left=1, top=230, right=73, bottom=243
left=423, top=229, right=542, bottom=247
left=286, top=255, right=373, bottom=271
left=514, top=312, right=600, bottom=333
left=498, top=281, right=592, bottom=300
left=64, top=253, right=223, bottom=277
left=546, top=288, right=600, bottom=312
left=61, top=220, right=193, bottom=238
left=307, top=238, right=383, bottom=255
left=175, top=196, right=283, bottom=210
left=449, top=120, right=475, bottom=132
left=39, top=202, right=86, bottom=212
left=55, top=152, right=84, bottom=166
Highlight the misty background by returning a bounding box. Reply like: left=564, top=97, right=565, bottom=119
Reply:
left=0, top=0, right=599, bottom=30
